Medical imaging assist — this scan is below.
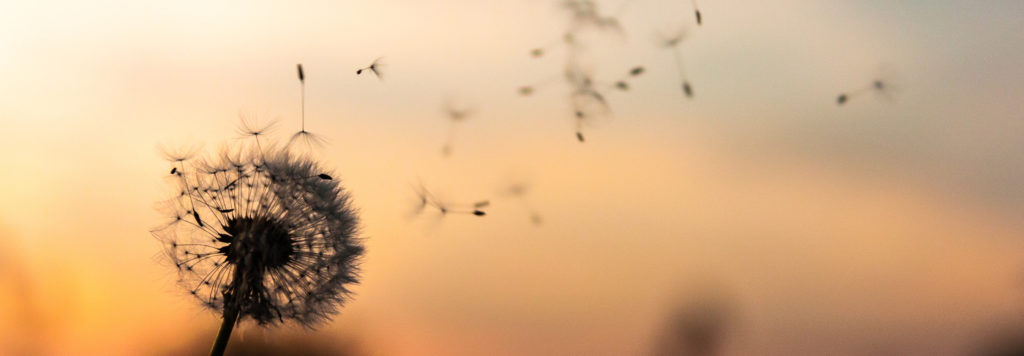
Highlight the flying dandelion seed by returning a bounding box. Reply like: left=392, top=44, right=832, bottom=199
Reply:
left=153, top=119, right=363, bottom=356
left=288, top=64, right=326, bottom=151
left=440, top=99, right=475, bottom=157
left=565, top=65, right=616, bottom=142
left=411, top=182, right=488, bottom=217
left=692, top=0, right=703, bottom=25
left=517, top=74, right=561, bottom=97
left=836, top=66, right=898, bottom=106
left=237, top=113, right=277, bottom=141
left=657, top=27, right=695, bottom=99
left=501, top=182, right=543, bottom=226
left=356, top=57, right=385, bottom=80
left=521, top=0, right=638, bottom=142
left=563, top=0, right=623, bottom=32
left=609, top=66, right=646, bottom=91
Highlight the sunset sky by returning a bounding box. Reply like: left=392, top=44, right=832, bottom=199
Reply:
left=1, top=0, right=1024, bottom=355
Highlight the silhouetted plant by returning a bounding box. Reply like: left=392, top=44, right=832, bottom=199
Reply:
left=153, top=66, right=363, bottom=356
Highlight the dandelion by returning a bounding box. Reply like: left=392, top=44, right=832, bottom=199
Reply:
left=356, top=57, right=385, bottom=80
left=153, top=126, right=363, bottom=356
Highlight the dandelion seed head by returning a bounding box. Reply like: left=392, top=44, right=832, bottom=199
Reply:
left=153, top=145, right=362, bottom=328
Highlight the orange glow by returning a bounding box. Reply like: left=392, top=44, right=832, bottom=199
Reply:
left=2, top=0, right=1023, bottom=355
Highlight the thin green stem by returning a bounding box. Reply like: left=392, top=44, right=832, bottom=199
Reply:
left=209, top=307, right=239, bottom=356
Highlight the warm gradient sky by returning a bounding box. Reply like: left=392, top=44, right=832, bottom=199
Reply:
left=1, top=0, right=1024, bottom=355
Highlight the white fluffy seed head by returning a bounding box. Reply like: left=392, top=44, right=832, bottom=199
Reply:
left=152, top=143, right=362, bottom=328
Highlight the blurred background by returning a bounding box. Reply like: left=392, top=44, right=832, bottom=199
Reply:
left=1, top=0, right=1024, bottom=355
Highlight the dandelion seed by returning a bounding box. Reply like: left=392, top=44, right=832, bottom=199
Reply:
left=500, top=181, right=543, bottom=226
left=171, top=167, right=178, bottom=175
left=159, top=143, right=204, bottom=163
left=835, top=67, right=898, bottom=106
left=238, top=113, right=277, bottom=139
left=609, top=66, right=645, bottom=91
left=440, top=99, right=475, bottom=157
left=288, top=64, right=327, bottom=151
left=410, top=182, right=488, bottom=218
left=567, top=67, right=613, bottom=142
left=563, top=0, right=623, bottom=32
left=356, top=57, right=385, bottom=79
left=531, top=213, right=543, bottom=225
left=657, top=27, right=695, bottom=100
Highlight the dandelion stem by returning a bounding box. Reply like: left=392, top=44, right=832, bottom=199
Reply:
left=209, top=306, right=239, bottom=356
